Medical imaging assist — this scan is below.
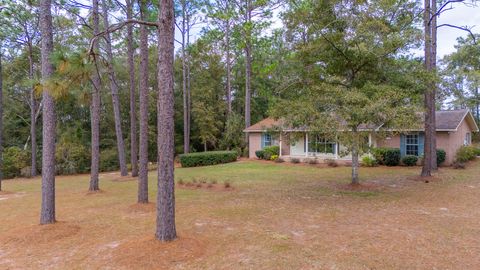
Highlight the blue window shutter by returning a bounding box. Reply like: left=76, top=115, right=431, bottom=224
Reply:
left=304, top=134, right=306, bottom=153
left=418, top=132, right=425, bottom=156
left=400, top=134, right=406, bottom=157
left=261, top=133, right=265, bottom=148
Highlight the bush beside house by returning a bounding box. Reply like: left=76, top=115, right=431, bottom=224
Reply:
left=179, top=151, right=237, bottom=167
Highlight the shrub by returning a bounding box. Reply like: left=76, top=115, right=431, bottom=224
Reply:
left=100, top=148, right=120, bottom=172
left=325, top=158, right=338, bottom=167
left=402, top=155, right=418, bottom=166
left=308, top=158, right=318, bottom=165
left=290, top=157, right=300, bottom=163
left=255, top=150, right=264, bottom=159
left=56, top=140, right=90, bottom=175
left=275, top=157, right=285, bottom=163
left=2, top=146, right=29, bottom=178
left=455, top=146, right=477, bottom=163
left=383, top=148, right=401, bottom=166
left=263, top=145, right=280, bottom=156
left=371, top=147, right=389, bottom=165
left=361, top=156, right=377, bottom=167
left=270, top=154, right=279, bottom=161
left=179, top=151, right=237, bottom=167
left=436, top=149, right=446, bottom=166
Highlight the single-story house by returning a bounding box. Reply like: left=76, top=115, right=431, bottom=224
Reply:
left=244, top=109, right=479, bottom=165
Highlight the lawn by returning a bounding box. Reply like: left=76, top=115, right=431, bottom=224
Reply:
left=1, top=160, right=480, bottom=269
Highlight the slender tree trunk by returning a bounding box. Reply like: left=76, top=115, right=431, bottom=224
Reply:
left=225, top=17, right=232, bottom=114
left=181, top=1, right=189, bottom=153
left=39, top=0, right=56, bottom=224
left=351, top=131, right=360, bottom=185
left=476, top=86, right=479, bottom=121
left=127, top=0, right=138, bottom=177
left=421, top=0, right=433, bottom=177
left=28, top=44, right=37, bottom=177
left=138, top=0, right=149, bottom=204
left=102, top=0, right=128, bottom=176
left=244, top=0, right=252, bottom=140
left=89, top=0, right=101, bottom=191
left=156, top=0, right=176, bottom=241
left=430, top=0, right=437, bottom=171
left=0, top=49, right=3, bottom=191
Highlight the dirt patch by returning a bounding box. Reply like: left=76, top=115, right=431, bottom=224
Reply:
left=109, top=236, right=205, bottom=269
left=128, top=202, right=156, bottom=213
left=110, top=176, right=138, bottom=182
left=334, top=182, right=383, bottom=192
left=86, top=189, right=106, bottom=195
left=0, top=191, right=15, bottom=195
left=1, top=222, right=81, bottom=246
left=177, top=183, right=234, bottom=192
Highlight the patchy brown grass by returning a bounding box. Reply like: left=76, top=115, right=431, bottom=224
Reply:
left=1, top=160, right=480, bottom=269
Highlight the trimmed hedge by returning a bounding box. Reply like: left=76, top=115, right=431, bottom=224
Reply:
left=402, top=155, right=418, bottom=166
left=255, top=150, right=264, bottom=159
left=436, top=149, right=446, bottom=166
left=179, top=151, right=237, bottom=167
left=372, top=147, right=401, bottom=166
left=361, top=156, right=377, bottom=167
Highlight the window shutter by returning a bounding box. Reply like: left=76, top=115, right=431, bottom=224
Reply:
left=261, top=133, right=265, bottom=148
left=418, top=132, right=425, bottom=156
left=304, top=134, right=306, bottom=153
left=400, top=134, right=406, bottom=157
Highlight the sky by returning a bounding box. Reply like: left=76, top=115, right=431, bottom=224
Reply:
left=434, top=4, right=480, bottom=58
left=182, top=3, right=480, bottom=59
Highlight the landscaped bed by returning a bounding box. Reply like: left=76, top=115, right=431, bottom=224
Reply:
left=1, top=160, right=480, bottom=269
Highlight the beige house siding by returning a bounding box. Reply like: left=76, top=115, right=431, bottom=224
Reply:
left=248, top=133, right=262, bottom=158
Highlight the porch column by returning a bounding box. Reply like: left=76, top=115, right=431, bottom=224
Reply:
left=305, top=133, right=309, bottom=157
left=279, top=133, right=283, bottom=157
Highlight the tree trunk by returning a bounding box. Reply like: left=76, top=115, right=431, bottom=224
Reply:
left=156, top=0, right=176, bottom=241
left=244, top=0, right=252, bottom=140
left=181, top=1, right=189, bottom=154
left=421, top=0, right=433, bottom=177
left=430, top=0, right=437, bottom=171
left=351, top=132, right=360, bottom=185
left=0, top=49, right=3, bottom=191
left=28, top=44, right=37, bottom=177
left=89, top=0, right=101, bottom=191
left=102, top=0, right=128, bottom=176
left=39, top=0, right=56, bottom=224
left=225, top=17, right=232, bottom=114
left=127, top=0, right=138, bottom=177
left=138, top=0, right=149, bottom=204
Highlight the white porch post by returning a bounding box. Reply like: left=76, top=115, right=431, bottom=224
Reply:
left=305, top=133, right=309, bottom=157
left=279, top=133, right=283, bottom=157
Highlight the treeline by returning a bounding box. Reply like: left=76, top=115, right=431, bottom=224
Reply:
left=0, top=0, right=479, bottom=180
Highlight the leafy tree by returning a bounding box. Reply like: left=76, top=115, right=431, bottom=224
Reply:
left=273, top=0, right=422, bottom=184
left=442, top=34, right=480, bottom=120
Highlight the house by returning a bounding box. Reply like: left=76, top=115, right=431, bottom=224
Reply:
left=244, top=109, right=479, bottom=165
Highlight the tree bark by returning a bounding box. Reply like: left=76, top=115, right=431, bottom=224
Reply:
left=430, top=0, right=437, bottom=171
left=225, top=16, right=232, bottom=114
left=39, top=0, right=56, bottom=224
left=181, top=0, right=190, bottom=154
left=244, top=0, right=252, bottom=140
left=89, top=0, right=101, bottom=191
left=127, top=0, right=138, bottom=177
left=421, top=0, right=437, bottom=176
left=102, top=0, right=128, bottom=177
left=351, top=132, right=360, bottom=185
left=156, top=0, right=176, bottom=241
left=0, top=49, right=3, bottom=191
left=28, top=43, right=37, bottom=177
left=138, top=0, right=149, bottom=204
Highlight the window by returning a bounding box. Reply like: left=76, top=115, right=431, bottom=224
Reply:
left=263, top=133, right=272, bottom=147
left=465, top=132, right=472, bottom=146
left=308, top=135, right=336, bottom=154
left=405, top=134, right=419, bottom=156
